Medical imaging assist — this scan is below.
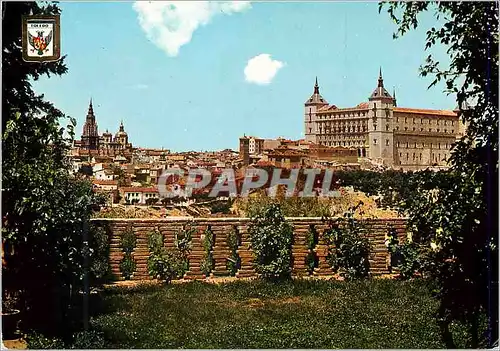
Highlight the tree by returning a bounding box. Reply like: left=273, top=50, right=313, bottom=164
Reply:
left=2, top=2, right=104, bottom=339
left=379, top=2, right=498, bottom=347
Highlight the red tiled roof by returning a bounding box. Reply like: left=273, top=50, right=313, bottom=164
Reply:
left=394, top=107, right=456, bottom=117
left=93, top=180, right=118, bottom=185
left=120, top=187, right=159, bottom=193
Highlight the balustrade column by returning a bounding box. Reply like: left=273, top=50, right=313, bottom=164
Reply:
left=291, top=224, right=309, bottom=276
left=235, top=224, right=257, bottom=278
left=184, top=226, right=206, bottom=280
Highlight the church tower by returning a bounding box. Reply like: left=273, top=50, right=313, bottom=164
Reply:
left=304, top=77, right=328, bottom=143
left=81, top=98, right=99, bottom=150
left=367, top=68, right=395, bottom=166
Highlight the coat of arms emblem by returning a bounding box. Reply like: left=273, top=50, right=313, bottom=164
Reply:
left=22, top=15, right=61, bottom=62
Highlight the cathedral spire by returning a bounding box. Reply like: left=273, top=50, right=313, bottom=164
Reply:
left=393, top=86, right=397, bottom=106
left=378, top=67, right=384, bottom=88
left=87, top=97, right=95, bottom=119
left=314, top=76, right=319, bottom=94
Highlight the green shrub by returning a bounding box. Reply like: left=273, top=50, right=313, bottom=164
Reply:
left=147, top=249, right=186, bottom=283
left=89, top=224, right=112, bottom=285
left=147, top=229, right=186, bottom=283
left=147, top=228, right=164, bottom=255
left=226, top=226, right=241, bottom=276
left=26, top=331, right=65, bottom=349
left=120, top=227, right=137, bottom=280
left=70, top=330, right=105, bottom=349
left=386, top=226, right=422, bottom=279
left=305, top=225, right=318, bottom=274
left=200, top=227, right=214, bottom=276
left=324, top=205, right=371, bottom=280
left=248, top=204, right=293, bottom=280
left=174, top=224, right=195, bottom=275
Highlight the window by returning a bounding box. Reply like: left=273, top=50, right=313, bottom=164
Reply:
left=405, top=117, right=407, bottom=123
left=421, top=128, right=424, bottom=132
left=413, top=127, right=416, bottom=131
left=452, top=121, right=455, bottom=126
left=386, top=139, right=389, bottom=146
left=437, top=128, right=440, bottom=132
left=405, top=127, right=408, bottom=131
left=397, top=142, right=400, bottom=147
left=421, top=118, right=423, bottom=124
left=429, top=128, right=432, bottom=132
left=373, top=139, right=377, bottom=145
left=386, top=125, right=389, bottom=131
left=413, top=118, right=415, bottom=124
left=445, top=129, right=447, bottom=133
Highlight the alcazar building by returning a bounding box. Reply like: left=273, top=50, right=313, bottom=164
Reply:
left=304, top=69, right=466, bottom=169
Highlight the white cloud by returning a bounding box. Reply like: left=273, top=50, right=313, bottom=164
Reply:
left=134, top=84, right=149, bottom=90
left=244, top=54, right=284, bottom=85
left=133, top=1, right=251, bottom=57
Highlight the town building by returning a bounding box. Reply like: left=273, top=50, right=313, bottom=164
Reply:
left=304, top=70, right=465, bottom=170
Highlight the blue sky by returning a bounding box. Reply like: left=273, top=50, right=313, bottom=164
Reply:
left=32, top=1, right=455, bottom=152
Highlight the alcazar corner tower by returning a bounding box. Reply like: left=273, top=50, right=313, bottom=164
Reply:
left=304, top=69, right=466, bottom=170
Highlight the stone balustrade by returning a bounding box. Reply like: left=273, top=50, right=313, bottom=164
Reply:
left=94, top=217, right=407, bottom=281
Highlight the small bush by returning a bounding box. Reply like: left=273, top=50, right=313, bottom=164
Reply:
left=324, top=205, right=371, bottom=280
left=26, top=331, right=65, bottom=349
left=305, top=225, right=318, bottom=274
left=70, top=330, right=105, bottom=349
left=89, top=224, right=112, bottom=285
left=200, top=227, right=214, bottom=276
left=147, top=229, right=186, bottom=283
left=386, top=226, right=422, bottom=279
left=226, top=226, right=241, bottom=276
left=120, top=227, right=137, bottom=280
left=249, top=204, right=293, bottom=280
left=147, top=249, right=186, bottom=283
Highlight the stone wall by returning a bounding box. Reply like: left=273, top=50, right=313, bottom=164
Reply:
left=92, top=217, right=407, bottom=281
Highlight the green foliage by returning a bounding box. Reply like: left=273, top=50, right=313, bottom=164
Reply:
left=26, top=331, right=65, bottom=349
left=210, top=199, right=233, bottom=214
left=147, top=249, right=186, bottom=283
left=386, top=225, right=422, bottom=279
left=119, top=227, right=137, bottom=280
left=89, top=224, right=112, bottom=285
left=120, top=227, right=137, bottom=253
left=175, top=224, right=194, bottom=257
left=324, top=205, right=371, bottom=280
left=305, top=225, right=318, bottom=274
left=147, top=225, right=194, bottom=282
left=200, top=228, right=214, bottom=276
left=147, top=228, right=164, bottom=255
left=248, top=204, right=293, bottom=280
left=226, top=226, right=241, bottom=276
left=379, top=2, right=499, bottom=347
left=70, top=330, right=106, bottom=349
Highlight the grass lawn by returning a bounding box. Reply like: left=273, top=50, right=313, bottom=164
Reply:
left=87, top=278, right=449, bottom=349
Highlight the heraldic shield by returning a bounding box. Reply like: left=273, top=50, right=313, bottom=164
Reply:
left=22, top=15, right=61, bottom=62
